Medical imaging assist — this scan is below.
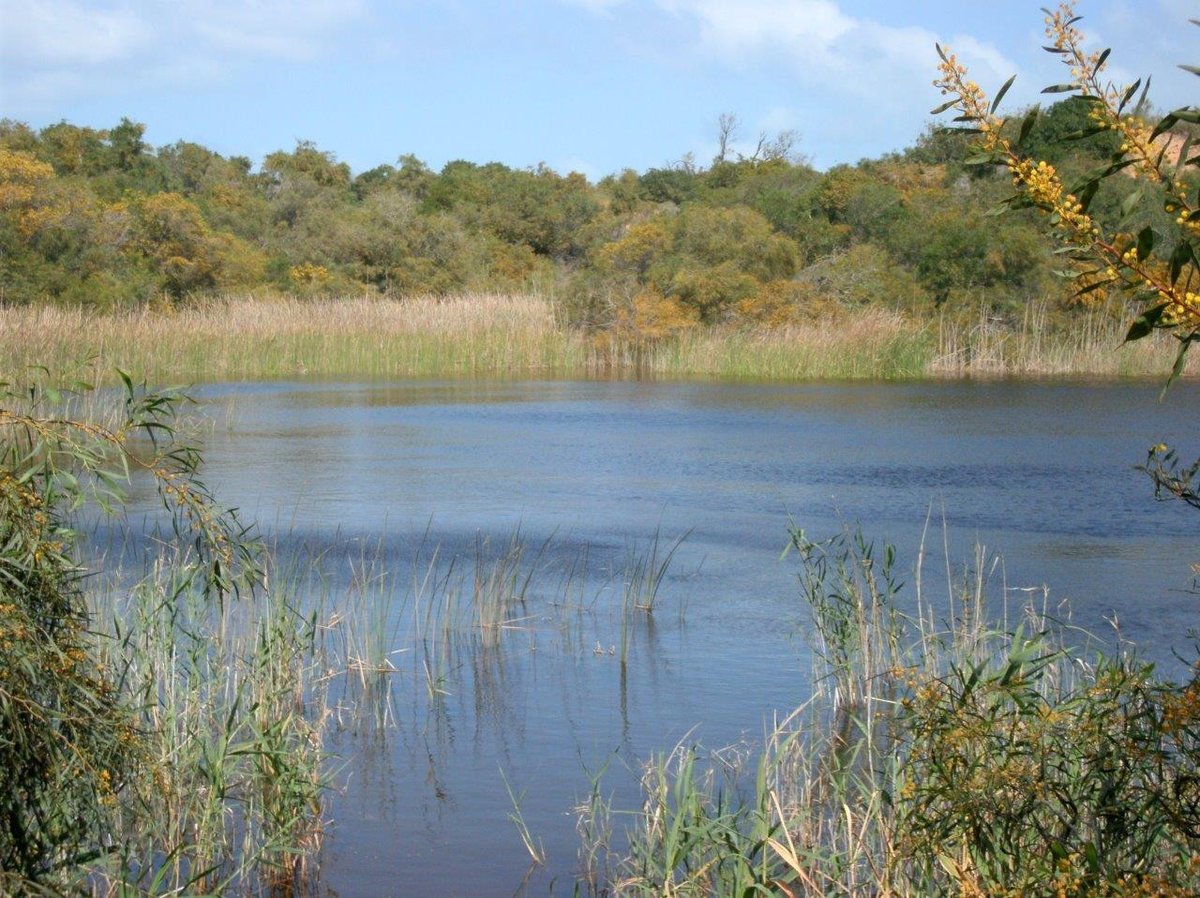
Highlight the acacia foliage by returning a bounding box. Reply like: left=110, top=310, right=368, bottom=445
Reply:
left=935, top=0, right=1200, bottom=504
left=935, top=1, right=1200, bottom=369
left=0, top=106, right=1160, bottom=332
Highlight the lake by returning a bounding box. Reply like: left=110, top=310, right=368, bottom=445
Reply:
left=122, top=377, right=1199, bottom=896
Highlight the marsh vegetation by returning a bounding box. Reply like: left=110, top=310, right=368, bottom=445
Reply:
left=5, top=3, right=1200, bottom=896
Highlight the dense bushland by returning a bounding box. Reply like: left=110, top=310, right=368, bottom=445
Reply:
left=0, top=98, right=1168, bottom=345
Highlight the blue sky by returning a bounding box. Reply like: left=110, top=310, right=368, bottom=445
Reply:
left=1, top=1, right=1196, bottom=179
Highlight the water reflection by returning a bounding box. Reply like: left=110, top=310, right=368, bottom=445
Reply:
left=119, top=377, right=1200, bottom=895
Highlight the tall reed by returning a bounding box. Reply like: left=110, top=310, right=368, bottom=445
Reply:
left=932, top=298, right=1200, bottom=377
left=90, top=554, right=334, bottom=896
left=8, top=293, right=1187, bottom=384
left=578, top=527, right=1200, bottom=896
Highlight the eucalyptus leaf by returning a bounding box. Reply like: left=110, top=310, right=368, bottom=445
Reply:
left=1017, top=106, right=1040, bottom=146
left=1162, top=333, right=1196, bottom=397
left=1136, top=226, right=1156, bottom=262
left=990, top=74, right=1016, bottom=114
left=1124, top=303, right=1169, bottom=342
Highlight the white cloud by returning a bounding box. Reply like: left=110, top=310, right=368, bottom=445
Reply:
left=188, top=0, right=369, bottom=61
left=2, top=1, right=153, bottom=66
left=670, top=0, right=855, bottom=63
left=556, top=0, right=1027, bottom=165
left=664, top=0, right=1019, bottom=98
left=564, top=0, right=1019, bottom=109
left=1, top=0, right=368, bottom=110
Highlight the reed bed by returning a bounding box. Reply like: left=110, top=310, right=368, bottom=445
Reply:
left=0, top=294, right=587, bottom=384
left=85, top=554, right=335, bottom=896
left=932, top=299, right=1200, bottom=377
left=577, top=529, right=1200, bottom=897
left=55, top=521, right=684, bottom=896
left=610, top=308, right=935, bottom=380
left=6, top=293, right=1193, bottom=384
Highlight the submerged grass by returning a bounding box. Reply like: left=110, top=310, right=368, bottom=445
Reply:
left=578, top=528, right=1200, bottom=897
left=88, top=554, right=334, bottom=896
left=5, top=293, right=1194, bottom=384
left=63, top=521, right=684, bottom=895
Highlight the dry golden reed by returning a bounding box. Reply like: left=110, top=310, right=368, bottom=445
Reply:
left=1, top=293, right=1193, bottom=384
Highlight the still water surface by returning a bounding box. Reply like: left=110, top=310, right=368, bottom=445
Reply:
left=138, top=378, right=1198, bottom=896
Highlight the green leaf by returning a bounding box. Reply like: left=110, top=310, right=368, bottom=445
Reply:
left=1074, top=277, right=1112, bottom=298
left=1134, top=75, right=1153, bottom=117
left=964, top=150, right=1003, bottom=166
left=1169, top=240, right=1191, bottom=285
left=1124, top=303, right=1169, bottom=343
left=1118, top=79, right=1142, bottom=113
left=1136, top=226, right=1156, bottom=261
left=1041, top=83, right=1077, bottom=94
left=1162, top=333, right=1196, bottom=398
left=1180, top=64, right=1200, bottom=77
left=990, top=74, right=1016, bottom=114
left=1077, top=179, right=1099, bottom=213
left=930, top=98, right=958, bottom=115
left=1119, top=188, right=1144, bottom=221
left=1151, top=113, right=1179, bottom=141
left=1075, top=125, right=1120, bottom=143
left=1173, top=134, right=1194, bottom=178
left=1092, top=47, right=1110, bottom=75
left=1017, top=106, right=1040, bottom=147
left=1105, top=159, right=1139, bottom=179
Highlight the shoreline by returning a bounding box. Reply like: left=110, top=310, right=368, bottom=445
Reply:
left=3, top=293, right=1195, bottom=386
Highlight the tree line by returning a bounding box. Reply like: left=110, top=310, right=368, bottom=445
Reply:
left=0, top=102, right=1177, bottom=339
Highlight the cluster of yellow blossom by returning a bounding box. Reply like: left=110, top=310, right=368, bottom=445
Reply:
left=1161, top=680, right=1200, bottom=735
left=935, top=55, right=1099, bottom=252
left=1013, top=159, right=1098, bottom=241
left=936, top=0, right=1200, bottom=343
left=289, top=261, right=331, bottom=285
left=934, top=51, right=989, bottom=125
left=1161, top=290, right=1200, bottom=328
